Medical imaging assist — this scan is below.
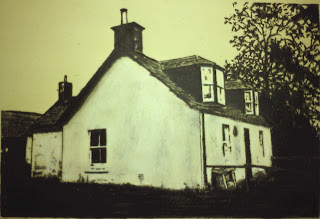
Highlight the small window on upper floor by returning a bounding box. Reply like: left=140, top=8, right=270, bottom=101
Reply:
left=244, top=90, right=259, bottom=115
left=201, top=66, right=225, bottom=105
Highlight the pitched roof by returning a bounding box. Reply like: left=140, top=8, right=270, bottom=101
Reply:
left=225, top=79, right=253, bottom=90
left=160, top=55, right=223, bottom=70
left=29, top=98, right=76, bottom=133
left=1, top=111, right=41, bottom=137
left=31, top=49, right=269, bottom=133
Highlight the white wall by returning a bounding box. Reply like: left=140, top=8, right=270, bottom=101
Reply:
left=62, top=57, right=202, bottom=189
left=31, top=132, right=62, bottom=178
left=204, top=114, right=272, bottom=183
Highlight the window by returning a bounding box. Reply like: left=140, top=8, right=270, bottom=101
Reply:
left=259, top=130, right=264, bottom=157
left=245, top=90, right=259, bottom=115
left=244, top=90, right=254, bottom=115
left=89, top=129, right=106, bottom=164
left=254, top=91, right=259, bottom=115
left=222, top=124, right=231, bottom=156
left=201, top=66, right=214, bottom=102
left=201, top=66, right=225, bottom=105
left=216, top=69, right=225, bottom=105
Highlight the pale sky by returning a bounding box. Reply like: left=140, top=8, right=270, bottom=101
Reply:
left=0, top=0, right=319, bottom=114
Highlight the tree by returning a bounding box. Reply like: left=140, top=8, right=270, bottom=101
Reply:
left=224, top=3, right=320, bottom=155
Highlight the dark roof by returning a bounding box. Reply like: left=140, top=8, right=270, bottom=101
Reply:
left=31, top=49, right=270, bottom=133
left=28, top=98, right=76, bottom=133
left=160, top=55, right=223, bottom=70
left=225, top=79, right=253, bottom=90
left=1, top=111, right=41, bottom=138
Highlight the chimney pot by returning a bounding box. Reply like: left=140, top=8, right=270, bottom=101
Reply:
left=111, top=9, right=145, bottom=52
left=120, top=8, right=128, bottom=24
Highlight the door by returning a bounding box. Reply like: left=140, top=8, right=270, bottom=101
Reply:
left=244, top=128, right=252, bottom=181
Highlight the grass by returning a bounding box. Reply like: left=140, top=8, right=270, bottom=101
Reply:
left=1, top=167, right=319, bottom=217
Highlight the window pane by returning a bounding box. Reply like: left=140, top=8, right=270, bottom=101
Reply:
left=203, top=85, right=213, bottom=99
left=222, top=126, right=226, bottom=141
left=254, top=91, right=259, bottom=103
left=216, top=70, right=224, bottom=87
left=225, top=126, right=230, bottom=141
left=255, top=104, right=259, bottom=116
left=100, top=130, right=106, bottom=146
left=101, top=148, right=106, bottom=163
left=246, top=103, right=253, bottom=112
left=91, top=148, right=107, bottom=163
left=259, top=131, right=263, bottom=145
left=91, top=148, right=100, bottom=163
left=90, top=131, right=99, bottom=146
left=217, top=87, right=225, bottom=105
left=201, top=67, right=213, bottom=83
left=245, top=91, right=252, bottom=102
left=222, top=125, right=230, bottom=141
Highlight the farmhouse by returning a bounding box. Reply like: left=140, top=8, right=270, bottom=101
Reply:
left=25, top=9, right=272, bottom=190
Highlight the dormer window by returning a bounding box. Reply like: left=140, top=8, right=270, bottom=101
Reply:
left=201, top=66, right=225, bottom=105
left=244, top=90, right=259, bottom=115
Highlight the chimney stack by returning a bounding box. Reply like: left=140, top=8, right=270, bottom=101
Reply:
left=111, top=9, right=145, bottom=52
left=120, top=8, right=128, bottom=24
left=58, top=75, right=72, bottom=102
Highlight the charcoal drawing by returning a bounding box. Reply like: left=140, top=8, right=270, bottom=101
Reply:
left=1, top=1, right=319, bottom=217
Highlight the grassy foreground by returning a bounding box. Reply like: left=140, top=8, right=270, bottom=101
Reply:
left=1, top=167, right=319, bottom=217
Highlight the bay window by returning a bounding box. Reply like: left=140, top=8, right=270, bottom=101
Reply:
left=201, top=66, right=225, bottom=105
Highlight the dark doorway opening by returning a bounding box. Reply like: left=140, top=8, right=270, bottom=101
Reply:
left=244, top=128, right=252, bottom=182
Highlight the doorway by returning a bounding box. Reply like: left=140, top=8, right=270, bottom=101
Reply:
left=244, top=128, right=252, bottom=181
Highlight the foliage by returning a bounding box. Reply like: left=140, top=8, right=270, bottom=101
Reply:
left=224, top=3, right=320, bottom=133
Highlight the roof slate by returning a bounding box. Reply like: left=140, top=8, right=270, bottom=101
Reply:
left=31, top=49, right=270, bottom=133
left=1, top=111, right=41, bottom=137
left=160, top=55, right=220, bottom=70
left=29, top=98, right=76, bottom=133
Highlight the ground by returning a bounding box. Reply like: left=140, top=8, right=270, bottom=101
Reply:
left=1, top=165, right=319, bottom=217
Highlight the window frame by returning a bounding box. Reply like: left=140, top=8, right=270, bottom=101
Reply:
left=254, top=91, right=259, bottom=116
left=259, top=130, right=264, bottom=157
left=244, top=90, right=254, bottom=115
left=244, top=90, right=260, bottom=115
left=201, top=66, right=225, bottom=105
left=201, top=66, right=215, bottom=102
left=222, top=124, right=231, bottom=156
left=88, top=129, right=107, bottom=165
left=216, top=69, right=225, bottom=105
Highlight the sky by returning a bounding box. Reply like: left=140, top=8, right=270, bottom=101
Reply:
left=0, top=0, right=319, bottom=114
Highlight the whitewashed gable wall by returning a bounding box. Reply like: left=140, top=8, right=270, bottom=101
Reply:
left=62, top=57, right=202, bottom=189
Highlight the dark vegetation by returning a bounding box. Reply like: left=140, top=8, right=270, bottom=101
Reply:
left=225, top=3, right=320, bottom=157
left=1, top=163, right=319, bottom=217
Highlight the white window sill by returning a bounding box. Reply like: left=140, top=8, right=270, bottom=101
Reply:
left=85, top=164, right=108, bottom=174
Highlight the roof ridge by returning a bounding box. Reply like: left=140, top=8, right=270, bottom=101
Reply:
left=159, top=55, right=197, bottom=63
